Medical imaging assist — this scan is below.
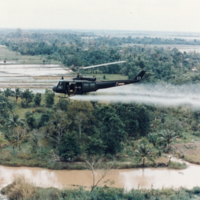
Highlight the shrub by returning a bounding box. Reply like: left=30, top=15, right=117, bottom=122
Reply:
left=26, top=115, right=37, bottom=130
left=25, top=111, right=33, bottom=118
left=168, top=161, right=187, bottom=169
left=192, top=187, right=200, bottom=194
left=45, top=90, right=55, bottom=107
left=56, top=99, right=70, bottom=111
left=35, top=108, right=46, bottom=113
left=34, top=93, right=42, bottom=106
left=20, top=89, right=34, bottom=107
left=21, top=100, right=26, bottom=108
left=5, top=177, right=35, bottom=200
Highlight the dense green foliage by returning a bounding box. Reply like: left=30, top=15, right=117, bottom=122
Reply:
left=45, top=89, right=55, bottom=107
left=34, top=93, right=42, bottom=106
left=0, top=30, right=199, bottom=199
left=59, top=132, right=81, bottom=160
left=1, top=30, right=200, bottom=85
left=2, top=177, right=200, bottom=200
left=0, top=91, right=152, bottom=162
left=20, top=89, right=34, bottom=108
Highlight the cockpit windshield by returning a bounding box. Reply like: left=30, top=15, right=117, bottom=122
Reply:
left=57, top=81, right=64, bottom=90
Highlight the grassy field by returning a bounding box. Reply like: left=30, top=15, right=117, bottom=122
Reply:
left=12, top=93, right=60, bottom=118
left=0, top=45, right=62, bottom=65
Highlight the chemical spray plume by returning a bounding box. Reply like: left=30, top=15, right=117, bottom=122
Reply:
left=70, top=84, right=200, bottom=109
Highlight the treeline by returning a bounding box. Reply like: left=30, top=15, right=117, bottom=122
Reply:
left=0, top=87, right=199, bottom=169
left=93, top=36, right=200, bottom=46
left=0, top=89, right=150, bottom=162
left=1, top=30, right=200, bottom=84
left=121, top=45, right=200, bottom=84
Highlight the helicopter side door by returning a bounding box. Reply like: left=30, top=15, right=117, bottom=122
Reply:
left=82, top=82, right=96, bottom=93
left=69, top=82, right=78, bottom=95
left=64, top=81, right=83, bottom=95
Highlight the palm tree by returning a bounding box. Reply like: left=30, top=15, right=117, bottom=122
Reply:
left=5, top=114, right=25, bottom=128
left=0, top=132, right=9, bottom=151
left=158, top=129, right=178, bottom=150
left=134, top=144, right=155, bottom=167
left=147, top=133, right=158, bottom=147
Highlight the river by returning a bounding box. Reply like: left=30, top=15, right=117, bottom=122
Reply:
left=0, top=158, right=199, bottom=191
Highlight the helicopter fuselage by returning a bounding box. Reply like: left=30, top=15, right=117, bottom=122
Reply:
left=52, top=70, right=145, bottom=96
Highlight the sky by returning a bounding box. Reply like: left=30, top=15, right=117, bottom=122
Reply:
left=0, top=0, right=200, bottom=32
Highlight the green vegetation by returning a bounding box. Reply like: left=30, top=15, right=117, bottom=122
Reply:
left=0, top=29, right=200, bottom=198
left=1, top=177, right=200, bottom=200
left=1, top=30, right=200, bottom=85
left=158, top=130, right=179, bottom=151
left=0, top=86, right=196, bottom=170
left=168, top=161, right=187, bottom=169
left=134, top=143, right=155, bottom=167
left=0, top=45, right=61, bottom=65
left=0, top=89, right=184, bottom=170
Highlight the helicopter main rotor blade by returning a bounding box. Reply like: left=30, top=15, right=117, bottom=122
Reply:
left=79, top=61, right=126, bottom=70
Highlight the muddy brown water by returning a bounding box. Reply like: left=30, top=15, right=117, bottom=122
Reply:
left=0, top=159, right=199, bottom=191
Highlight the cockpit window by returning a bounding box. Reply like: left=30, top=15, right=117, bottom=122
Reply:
left=57, top=82, right=64, bottom=90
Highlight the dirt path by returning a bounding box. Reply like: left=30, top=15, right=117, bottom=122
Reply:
left=172, top=142, right=200, bottom=164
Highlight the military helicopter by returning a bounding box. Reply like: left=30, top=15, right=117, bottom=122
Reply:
left=52, top=61, right=145, bottom=96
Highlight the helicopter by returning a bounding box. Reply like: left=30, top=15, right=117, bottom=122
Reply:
left=52, top=61, right=145, bottom=96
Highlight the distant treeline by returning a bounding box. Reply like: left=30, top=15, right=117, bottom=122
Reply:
left=94, top=36, right=200, bottom=47
left=1, top=30, right=200, bottom=84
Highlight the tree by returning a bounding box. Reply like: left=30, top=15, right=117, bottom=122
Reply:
left=138, top=107, right=150, bottom=136
left=5, top=114, right=24, bottom=129
left=95, top=105, right=127, bottom=155
left=4, top=88, right=13, bottom=98
left=6, top=126, right=27, bottom=151
left=134, top=143, right=155, bottom=167
left=85, top=156, right=114, bottom=192
left=0, top=132, right=9, bottom=151
left=158, top=129, right=179, bottom=150
left=15, top=88, right=22, bottom=102
left=68, top=101, right=94, bottom=143
left=48, top=110, right=71, bottom=148
left=38, top=113, right=50, bottom=128
left=34, top=93, right=42, bottom=106
left=29, top=129, right=45, bottom=156
left=0, top=94, right=14, bottom=121
left=86, top=137, right=105, bottom=156
left=20, top=89, right=34, bottom=108
left=58, top=132, right=81, bottom=160
left=45, top=90, right=55, bottom=107
left=26, top=115, right=36, bottom=130
left=55, top=99, right=70, bottom=111
left=115, top=104, right=139, bottom=136
left=147, top=133, right=158, bottom=147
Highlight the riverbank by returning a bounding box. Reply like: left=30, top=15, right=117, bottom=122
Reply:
left=2, top=177, right=200, bottom=200
left=0, top=147, right=171, bottom=170
left=171, top=141, right=200, bottom=165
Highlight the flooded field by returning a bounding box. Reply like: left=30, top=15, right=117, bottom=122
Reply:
left=0, top=64, right=74, bottom=90
left=154, top=44, right=200, bottom=53
left=0, top=159, right=199, bottom=191
left=124, top=44, right=200, bottom=53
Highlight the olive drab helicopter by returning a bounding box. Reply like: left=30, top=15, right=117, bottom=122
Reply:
left=52, top=61, right=145, bottom=96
